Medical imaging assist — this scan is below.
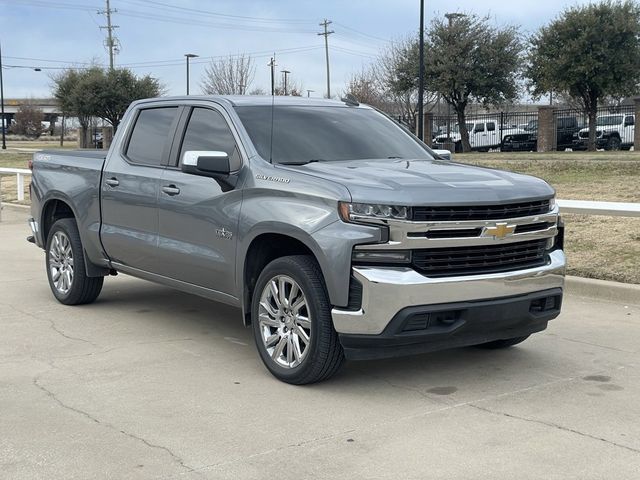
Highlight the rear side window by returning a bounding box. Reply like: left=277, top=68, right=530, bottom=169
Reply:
left=179, top=108, right=241, bottom=170
left=126, top=107, right=178, bottom=166
left=486, top=122, right=496, bottom=131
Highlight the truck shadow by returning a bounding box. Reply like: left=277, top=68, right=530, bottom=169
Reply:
left=87, top=276, right=551, bottom=390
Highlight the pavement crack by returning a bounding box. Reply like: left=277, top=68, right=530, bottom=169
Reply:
left=33, top=374, right=199, bottom=474
left=559, top=336, right=636, bottom=354
left=469, top=403, right=640, bottom=454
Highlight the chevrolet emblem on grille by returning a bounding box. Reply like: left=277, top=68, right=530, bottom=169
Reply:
left=484, top=222, right=516, bottom=239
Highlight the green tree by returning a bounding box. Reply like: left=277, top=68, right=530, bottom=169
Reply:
left=52, top=67, right=162, bottom=144
left=424, top=15, right=522, bottom=152
left=527, top=1, right=640, bottom=151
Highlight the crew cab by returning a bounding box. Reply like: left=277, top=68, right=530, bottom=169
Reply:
left=28, top=96, right=566, bottom=384
left=433, top=120, right=522, bottom=152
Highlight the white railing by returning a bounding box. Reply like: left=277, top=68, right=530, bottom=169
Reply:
left=0, top=167, right=31, bottom=202
left=557, top=199, right=640, bottom=217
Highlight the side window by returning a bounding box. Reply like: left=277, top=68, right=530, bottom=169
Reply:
left=126, top=107, right=178, bottom=166
left=486, top=122, right=496, bottom=132
left=625, top=115, right=635, bottom=126
left=179, top=108, right=241, bottom=170
left=474, top=123, right=485, bottom=133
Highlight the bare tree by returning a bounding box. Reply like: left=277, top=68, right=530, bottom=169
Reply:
left=343, top=67, right=386, bottom=109
left=201, top=54, right=255, bottom=95
left=12, top=102, right=44, bottom=138
left=248, top=87, right=266, bottom=95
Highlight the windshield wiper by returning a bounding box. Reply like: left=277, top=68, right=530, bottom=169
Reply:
left=387, top=156, right=404, bottom=159
left=277, top=159, right=323, bottom=165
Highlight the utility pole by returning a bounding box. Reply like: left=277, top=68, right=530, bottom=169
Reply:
left=268, top=56, right=277, bottom=96
left=318, top=19, right=334, bottom=99
left=281, top=70, right=290, bottom=96
left=98, top=0, right=119, bottom=69
left=417, top=0, right=425, bottom=141
left=0, top=40, right=6, bottom=150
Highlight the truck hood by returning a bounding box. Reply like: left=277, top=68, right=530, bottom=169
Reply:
left=281, top=159, right=554, bottom=205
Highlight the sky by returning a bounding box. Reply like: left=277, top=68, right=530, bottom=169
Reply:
left=0, top=0, right=596, bottom=100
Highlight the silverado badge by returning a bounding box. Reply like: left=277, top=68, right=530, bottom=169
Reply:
left=484, top=222, right=516, bottom=240
left=216, top=227, right=233, bottom=240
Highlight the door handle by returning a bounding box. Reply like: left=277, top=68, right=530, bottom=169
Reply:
left=162, top=185, right=181, bottom=196
left=105, top=178, right=119, bottom=187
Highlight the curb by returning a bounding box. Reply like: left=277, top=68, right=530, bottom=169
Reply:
left=565, top=276, right=640, bottom=306
left=0, top=202, right=30, bottom=210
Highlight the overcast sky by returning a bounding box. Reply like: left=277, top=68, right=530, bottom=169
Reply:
left=0, top=0, right=595, bottom=99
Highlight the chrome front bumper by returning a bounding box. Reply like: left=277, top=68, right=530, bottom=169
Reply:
left=331, top=249, right=566, bottom=335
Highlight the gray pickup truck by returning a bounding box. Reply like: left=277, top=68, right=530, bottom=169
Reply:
left=28, top=96, right=566, bottom=384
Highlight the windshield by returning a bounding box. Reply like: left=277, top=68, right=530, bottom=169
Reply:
left=596, top=115, right=623, bottom=126
left=235, top=106, right=433, bottom=164
left=524, top=120, right=538, bottom=131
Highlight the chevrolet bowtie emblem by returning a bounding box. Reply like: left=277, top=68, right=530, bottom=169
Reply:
left=484, top=222, right=516, bottom=239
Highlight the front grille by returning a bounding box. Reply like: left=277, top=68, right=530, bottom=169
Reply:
left=412, top=239, right=548, bottom=277
left=411, top=200, right=551, bottom=222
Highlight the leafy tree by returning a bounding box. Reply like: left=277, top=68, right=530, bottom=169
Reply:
left=424, top=15, right=522, bottom=151
left=201, top=54, right=255, bottom=95
left=13, top=102, right=44, bottom=138
left=84, top=68, right=162, bottom=131
left=526, top=1, right=640, bottom=151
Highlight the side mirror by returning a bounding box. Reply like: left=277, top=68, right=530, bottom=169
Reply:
left=433, top=149, right=452, bottom=161
left=182, top=151, right=230, bottom=176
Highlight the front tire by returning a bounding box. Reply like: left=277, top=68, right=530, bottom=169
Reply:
left=251, top=255, right=344, bottom=384
left=46, top=218, right=104, bottom=305
left=605, top=136, right=621, bottom=151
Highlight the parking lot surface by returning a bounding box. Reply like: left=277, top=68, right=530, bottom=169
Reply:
left=1, top=206, right=639, bottom=479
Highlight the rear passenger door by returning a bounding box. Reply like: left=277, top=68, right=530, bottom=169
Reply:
left=155, top=105, right=243, bottom=295
left=101, top=106, right=180, bottom=272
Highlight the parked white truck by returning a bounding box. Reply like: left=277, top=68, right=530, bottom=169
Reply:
left=573, top=113, right=635, bottom=151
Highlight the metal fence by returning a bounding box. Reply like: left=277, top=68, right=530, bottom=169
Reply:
left=425, top=104, right=636, bottom=153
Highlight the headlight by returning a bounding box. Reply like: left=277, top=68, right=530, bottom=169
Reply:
left=549, top=196, right=556, bottom=211
left=339, top=202, right=409, bottom=222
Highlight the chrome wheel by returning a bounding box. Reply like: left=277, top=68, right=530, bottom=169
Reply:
left=49, top=231, right=74, bottom=295
left=258, top=275, right=311, bottom=368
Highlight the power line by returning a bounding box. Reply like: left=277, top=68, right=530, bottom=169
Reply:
left=318, top=19, right=334, bottom=99
left=333, top=22, right=393, bottom=43
left=119, top=0, right=315, bottom=24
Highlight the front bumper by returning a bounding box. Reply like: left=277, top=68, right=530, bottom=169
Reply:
left=332, top=249, right=566, bottom=357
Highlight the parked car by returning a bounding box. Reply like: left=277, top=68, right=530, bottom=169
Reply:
left=501, top=117, right=579, bottom=152
left=573, top=113, right=635, bottom=150
left=28, top=96, right=565, bottom=384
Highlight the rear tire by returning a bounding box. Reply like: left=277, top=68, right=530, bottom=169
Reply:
left=251, top=255, right=344, bottom=384
left=475, top=335, right=530, bottom=349
left=45, top=218, right=104, bottom=305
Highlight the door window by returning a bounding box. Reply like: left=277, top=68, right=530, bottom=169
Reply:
left=474, top=123, right=485, bottom=133
left=126, top=107, right=178, bottom=166
left=179, top=108, right=241, bottom=170
left=486, top=122, right=496, bottom=131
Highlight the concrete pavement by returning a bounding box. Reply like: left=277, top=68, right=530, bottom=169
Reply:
left=1, top=206, right=639, bottom=479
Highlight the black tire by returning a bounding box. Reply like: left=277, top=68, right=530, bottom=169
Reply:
left=475, top=335, right=530, bottom=349
left=605, top=136, right=621, bottom=151
left=251, top=255, right=344, bottom=385
left=45, top=218, right=104, bottom=305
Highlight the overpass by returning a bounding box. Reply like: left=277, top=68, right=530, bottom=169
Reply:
left=0, top=98, right=62, bottom=126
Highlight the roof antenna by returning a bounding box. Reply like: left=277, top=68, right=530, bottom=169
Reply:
left=341, top=93, right=359, bottom=106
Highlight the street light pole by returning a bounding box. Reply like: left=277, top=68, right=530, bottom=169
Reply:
left=184, top=53, right=198, bottom=95
left=417, top=0, right=425, bottom=141
left=0, top=40, right=6, bottom=150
